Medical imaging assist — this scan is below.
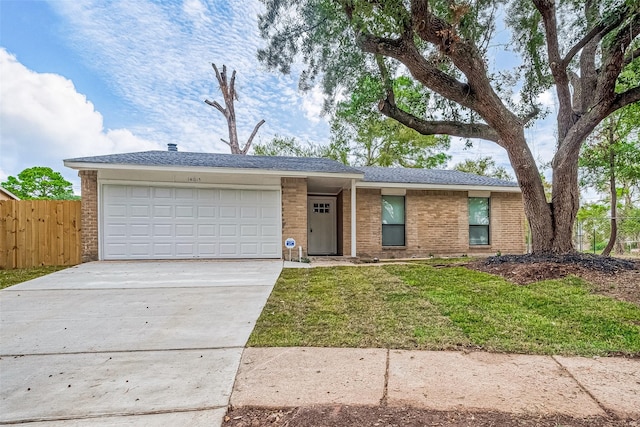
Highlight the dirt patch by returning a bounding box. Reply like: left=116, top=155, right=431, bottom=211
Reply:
left=468, top=254, right=640, bottom=306
left=224, top=406, right=637, bottom=427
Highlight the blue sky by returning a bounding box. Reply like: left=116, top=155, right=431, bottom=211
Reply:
left=0, top=0, right=558, bottom=194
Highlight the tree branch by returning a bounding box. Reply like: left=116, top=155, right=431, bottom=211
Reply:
left=375, top=55, right=395, bottom=105
left=608, top=86, right=640, bottom=115
left=595, top=13, right=640, bottom=109
left=624, top=48, right=640, bottom=67
left=230, top=70, right=238, bottom=101
left=241, top=119, right=266, bottom=155
left=532, top=0, right=572, bottom=139
left=204, top=99, right=226, bottom=115
left=562, top=8, right=631, bottom=67
left=520, top=106, right=541, bottom=126
left=358, top=33, right=474, bottom=109
left=378, top=99, right=500, bottom=143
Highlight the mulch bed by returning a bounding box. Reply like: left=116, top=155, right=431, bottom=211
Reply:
left=224, top=406, right=637, bottom=427
left=469, top=253, right=640, bottom=306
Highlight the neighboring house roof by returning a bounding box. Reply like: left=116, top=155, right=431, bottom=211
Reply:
left=0, top=186, right=20, bottom=200
left=358, top=166, right=518, bottom=188
left=64, top=151, right=363, bottom=175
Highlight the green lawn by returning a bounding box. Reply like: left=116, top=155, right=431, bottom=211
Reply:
left=249, top=264, right=640, bottom=357
left=0, top=266, right=68, bottom=290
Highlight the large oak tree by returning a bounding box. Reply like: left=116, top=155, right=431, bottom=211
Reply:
left=257, top=0, right=640, bottom=253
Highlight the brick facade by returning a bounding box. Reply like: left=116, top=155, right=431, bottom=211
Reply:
left=488, top=192, right=527, bottom=254
left=340, top=189, right=351, bottom=256
left=281, top=177, right=308, bottom=259
left=79, top=170, right=524, bottom=262
left=354, top=188, right=525, bottom=259
left=79, top=170, right=98, bottom=262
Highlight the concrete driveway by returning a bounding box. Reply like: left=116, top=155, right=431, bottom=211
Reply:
left=0, top=260, right=282, bottom=426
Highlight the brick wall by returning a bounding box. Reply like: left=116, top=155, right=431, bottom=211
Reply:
left=79, top=170, right=98, bottom=262
left=489, top=192, right=527, bottom=254
left=340, top=189, right=351, bottom=257
left=281, top=177, right=308, bottom=259
left=355, top=188, right=382, bottom=256
left=355, top=189, right=526, bottom=259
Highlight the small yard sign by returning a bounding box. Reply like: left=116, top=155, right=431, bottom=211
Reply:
left=285, top=238, right=296, bottom=248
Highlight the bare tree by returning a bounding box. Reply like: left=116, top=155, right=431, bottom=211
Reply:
left=205, top=64, right=265, bottom=154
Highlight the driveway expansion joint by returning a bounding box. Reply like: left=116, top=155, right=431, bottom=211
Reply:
left=380, top=349, right=390, bottom=406
left=1, top=346, right=245, bottom=358
left=550, top=355, right=613, bottom=418
left=0, top=406, right=229, bottom=425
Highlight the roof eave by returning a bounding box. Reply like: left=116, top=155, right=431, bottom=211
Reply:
left=356, top=181, right=521, bottom=193
left=63, top=161, right=364, bottom=180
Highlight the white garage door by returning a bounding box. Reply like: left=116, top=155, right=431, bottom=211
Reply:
left=102, top=184, right=281, bottom=260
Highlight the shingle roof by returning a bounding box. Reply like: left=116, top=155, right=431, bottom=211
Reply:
left=65, top=151, right=518, bottom=188
left=64, top=151, right=363, bottom=175
left=358, top=166, right=518, bottom=187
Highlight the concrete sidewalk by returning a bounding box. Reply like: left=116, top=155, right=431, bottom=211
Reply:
left=231, top=347, right=640, bottom=419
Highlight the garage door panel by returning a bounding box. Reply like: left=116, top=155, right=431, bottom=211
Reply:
left=175, top=205, right=194, bottom=218
left=219, top=243, right=239, bottom=256
left=219, top=224, right=238, bottom=237
left=176, top=224, right=194, bottom=237
left=130, top=224, right=150, bottom=237
left=175, top=188, right=195, bottom=199
left=241, top=243, right=258, bottom=256
left=153, top=205, right=173, bottom=217
left=220, top=206, right=236, bottom=218
left=176, top=243, right=195, bottom=256
left=241, top=206, right=258, bottom=218
left=102, top=185, right=280, bottom=260
left=130, top=205, right=150, bottom=218
left=198, top=206, right=216, bottom=218
left=105, top=204, right=127, bottom=217
left=131, top=243, right=152, bottom=255
left=105, top=223, right=127, bottom=237
left=152, top=187, right=171, bottom=198
left=197, top=224, right=216, bottom=237
left=153, top=224, right=172, bottom=237
left=261, top=207, right=278, bottom=219
left=220, top=189, right=240, bottom=202
left=241, top=224, right=258, bottom=237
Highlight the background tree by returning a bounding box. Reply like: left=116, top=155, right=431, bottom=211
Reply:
left=257, top=0, right=640, bottom=254
left=453, top=157, right=511, bottom=180
left=205, top=64, right=265, bottom=154
left=576, top=203, right=610, bottom=253
left=2, top=167, right=77, bottom=200
left=253, top=135, right=349, bottom=163
left=579, top=83, right=640, bottom=255
left=331, top=75, right=450, bottom=167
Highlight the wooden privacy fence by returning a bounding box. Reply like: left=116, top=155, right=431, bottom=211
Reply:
left=0, top=200, right=81, bottom=269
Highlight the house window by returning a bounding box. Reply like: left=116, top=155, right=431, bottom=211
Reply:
left=469, top=197, right=490, bottom=245
left=313, top=203, right=330, bottom=214
left=382, top=195, right=405, bottom=246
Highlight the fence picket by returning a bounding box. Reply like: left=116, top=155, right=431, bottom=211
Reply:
left=0, top=200, right=81, bottom=269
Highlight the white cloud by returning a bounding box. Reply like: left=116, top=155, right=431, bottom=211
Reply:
left=301, top=86, right=326, bottom=123
left=45, top=0, right=328, bottom=152
left=0, top=49, right=161, bottom=190
left=182, top=0, right=212, bottom=26
left=536, top=89, right=556, bottom=110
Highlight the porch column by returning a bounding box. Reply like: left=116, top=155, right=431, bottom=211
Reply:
left=351, top=179, right=357, bottom=257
